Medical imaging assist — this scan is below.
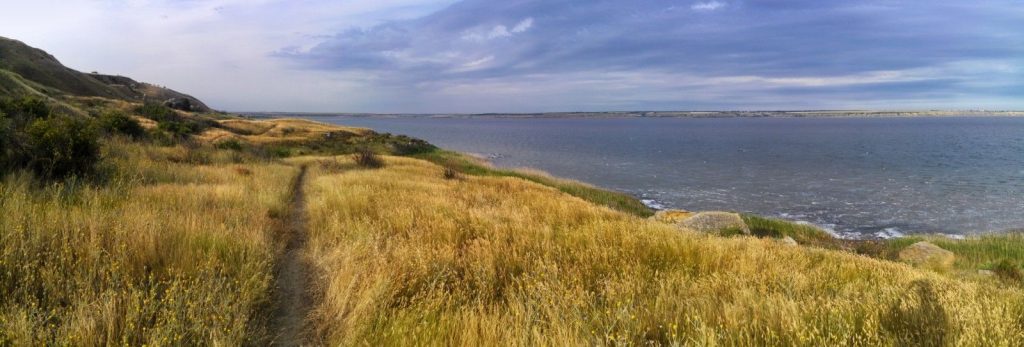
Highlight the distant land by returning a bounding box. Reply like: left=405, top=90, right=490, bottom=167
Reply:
left=244, top=110, right=1024, bottom=119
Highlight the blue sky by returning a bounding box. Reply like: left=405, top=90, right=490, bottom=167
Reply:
left=2, top=0, right=1022, bottom=112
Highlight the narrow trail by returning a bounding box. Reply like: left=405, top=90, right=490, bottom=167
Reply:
left=269, top=165, right=312, bottom=346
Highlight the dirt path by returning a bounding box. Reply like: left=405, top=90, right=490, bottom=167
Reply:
left=269, top=165, right=312, bottom=346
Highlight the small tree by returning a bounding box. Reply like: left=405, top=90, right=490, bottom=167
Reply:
left=26, top=115, right=100, bottom=179
left=353, top=148, right=383, bottom=168
left=97, top=111, right=145, bottom=138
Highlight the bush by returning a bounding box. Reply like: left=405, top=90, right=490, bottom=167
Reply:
left=443, top=166, right=461, bottom=180
left=135, top=102, right=177, bottom=122
left=97, top=111, right=145, bottom=138
left=353, top=148, right=383, bottom=168
left=994, top=259, right=1023, bottom=284
left=136, top=102, right=214, bottom=139
left=25, top=115, right=101, bottom=178
left=0, top=96, right=50, bottom=120
left=157, top=119, right=204, bottom=138
left=742, top=214, right=839, bottom=248
left=0, top=111, right=15, bottom=170
left=216, top=138, right=244, bottom=151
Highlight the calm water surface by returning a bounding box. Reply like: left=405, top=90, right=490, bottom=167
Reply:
left=309, top=116, right=1024, bottom=238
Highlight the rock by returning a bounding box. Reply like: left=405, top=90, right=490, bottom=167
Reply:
left=678, top=211, right=750, bottom=235
left=164, top=97, right=196, bottom=111
left=650, top=209, right=694, bottom=224
left=978, top=270, right=995, bottom=277
left=780, top=236, right=798, bottom=246
left=898, top=241, right=955, bottom=271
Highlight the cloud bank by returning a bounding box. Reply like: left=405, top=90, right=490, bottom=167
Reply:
left=2, top=0, right=1022, bottom=112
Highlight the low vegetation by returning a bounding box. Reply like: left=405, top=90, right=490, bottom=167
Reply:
left=739, top=214, right=1024, bottom=285
left=2, top=93, right=1023, bottom=345
left=352, top=147, right=384, bottom=168
left=299, top=154, right=1024, bottom=346
left=1, top=97, right=101, bottom=179
left=0, top=139, right=296, bottom=345
left=414, top=149, right=653, bottom=217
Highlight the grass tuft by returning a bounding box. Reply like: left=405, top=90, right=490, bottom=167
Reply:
left=352, top=148, right=383, bottom=168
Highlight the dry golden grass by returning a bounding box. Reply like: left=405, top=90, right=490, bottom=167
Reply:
left=200, top=118, right=371, bottom=145
left=0, top=139, right=298, bottom=345
left=3, top=109, right=1024, bottom=346
left=300, top=155, right=1024, bottom=346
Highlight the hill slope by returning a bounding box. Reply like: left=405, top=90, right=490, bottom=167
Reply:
left=0, top=36, right=209, bottom=111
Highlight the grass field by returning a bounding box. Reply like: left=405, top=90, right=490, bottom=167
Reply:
left=0, top=139, right=297, bottom=345
left=299, top=154, right=1024, bottom=346
left=3, top=107, right=1024, bottom=345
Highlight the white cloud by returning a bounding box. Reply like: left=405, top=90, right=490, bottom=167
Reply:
left=462, top=17, right=534, bottom=42
left=511, top=17, right=534, bottom=33
left=488, top=25, right=511, bottom=39
left=691, top=1, right=725, bottom=11
left=0, top=0, right=458, bottom=111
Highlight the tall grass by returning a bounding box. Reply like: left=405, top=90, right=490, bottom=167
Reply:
left=414, top=149, right=653, bottom=217
left=0, top=139, right=297, bottom=345
left=883, top=233, right=1024, bottom=274
left=301, top=155, right=1024, bottom=346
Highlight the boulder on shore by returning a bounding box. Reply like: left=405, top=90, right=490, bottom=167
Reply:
left=898, top=241, right=955, bottom=271
left=780, top=236, right=799, bottom=246
left=650, top=209, right=694, bottom=224
left=678, top=211, right=750, bottom=235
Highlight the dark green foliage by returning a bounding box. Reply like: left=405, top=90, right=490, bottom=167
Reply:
left=24, top=115, right=100, bottom=178
left=742, top=215, right=839, bottom=247
left=0, top=96, right=49, bottom=120
left=264, top=146, right=292, bottom=158
left=993, top=259, right=1023, bottom=284
left=215, top=138, right=244, bottom=151
left=97, top=111, right=145, bottom=138
left=136, top=102, right=213, bottom=139
left=443, top=166, right=461, bottom=180
left=135, top=102, right=177, bottom=121
left=157, top=120, right=205, bottom=137
left=0, top=97, right=101, bottom=179
left=388, top=134, right=435, bottom=155
left=881, top=280, right=950, bottom=347
left=0, top=111, right=14, bottom=169
left=353, top=147, right=384, bottom=168
left=718, top=227, right=748, bottom=237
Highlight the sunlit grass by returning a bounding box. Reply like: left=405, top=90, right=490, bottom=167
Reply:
left=301, top=155, right=1024, bottom=346
left=414, top=149, right=653, bottom=217
left=0, top=139, right=298, bottom=345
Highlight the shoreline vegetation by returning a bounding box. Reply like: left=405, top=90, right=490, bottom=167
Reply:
left=242, top=110, right=1024, bottom=119
left=3, top=95, right=1024, bottom=345
left=1, top=38, right=1023, bottom=345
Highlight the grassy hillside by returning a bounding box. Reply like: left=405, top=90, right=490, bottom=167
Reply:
left=0, top=36, right=208, bottom=111
left=0, top=140, right=296, bottom=345
left=297, top=154, right=1024, bottom=346
left=2, top=92, right=1024, bottom=345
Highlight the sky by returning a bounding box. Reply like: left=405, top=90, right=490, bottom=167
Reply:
left=1, top=0, right=1022, bottom=112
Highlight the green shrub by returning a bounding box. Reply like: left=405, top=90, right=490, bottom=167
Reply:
left=135, top=102, right=215, bottom=139
left=0, top=96, right=50, bottom=120
left=97, top=111, right=145, bottom=138
left=134, top=102, right=177, bottom=121
left=353, top=148, right=383, bottom=168
left=443, top=166, right=461, bottom=180
left=994, top=259, right=1023, bottom=284
left=215, top=138, right=244, bottom=151
left=742, top=214, right=839, bottom=247
left=25, top=115, right=100, bottom=178
left=0, top=111, right=15, bottom=170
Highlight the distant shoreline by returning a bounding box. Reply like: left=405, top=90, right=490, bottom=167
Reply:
left=241, top=110, right=1024, bottom=119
